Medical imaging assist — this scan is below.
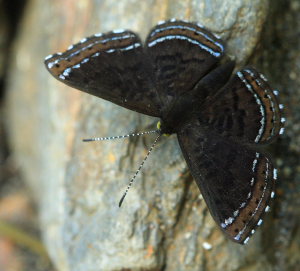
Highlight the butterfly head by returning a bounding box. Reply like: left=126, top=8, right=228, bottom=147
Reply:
left=157, top=121, right=171, bottom=136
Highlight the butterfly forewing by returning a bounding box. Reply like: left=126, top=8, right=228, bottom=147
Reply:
left=200, top=68, right=282, bottom=144
left=145, top=20, right=225, bottom=113
left=45, top=31, right=162, bottom=117
left=177, top=120, right=276, bottom=244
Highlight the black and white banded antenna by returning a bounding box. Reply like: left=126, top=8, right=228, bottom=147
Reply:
left=118, top=133, right=161, bottom=207
left=82, top=127, right=162, bottom=207
left=82, top=130, right=159, bottom=142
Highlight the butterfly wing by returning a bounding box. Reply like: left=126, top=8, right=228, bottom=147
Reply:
left=145, top=20, right=225, bottom=113
left=44, top=31, right=161, bottom=117
left=200, top=68, right=283, bottom=144
left=177, top=120, right=276, bottom=244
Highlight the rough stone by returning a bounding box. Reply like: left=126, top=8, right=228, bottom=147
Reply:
left=5, top=0, right=299, bottom=270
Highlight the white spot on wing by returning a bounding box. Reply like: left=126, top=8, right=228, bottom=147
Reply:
left=120, top=43, right=140, bottom=51
left=196, top=23, right=205, bottom=28
left=113, top=29, right=126, bottom=34
left=63, top=67, right=71, bottom=77
left=252, top=152, right=260, bottom=172
left=81, top=58, right=89, bottom=64
left=273, top=168, right=278, bottom=180
left=234, top=235, right=241, bottom=241
left=181, top=19, right=189, bottom=23
left=157, top=20, right=166, bottom=25
left=245, top=69, right=255, bottom=77
left=106, top=48, right=115, bottom=53
left=240, top=202, right=246, bottom=208
left=225, top=217, right=234, bottom=225
left=213, top=33, right=222, bottom=39
left=48, top=62, right=54, bottom=69
left=259, top=73, right=268, bottom=82
left=243, top=237, right=250, bottom=244
left=271, top=191, right=275, bottom=198
left=45, top=54, right=53, bottom=60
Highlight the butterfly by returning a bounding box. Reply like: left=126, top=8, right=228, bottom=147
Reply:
left=44, top=19, right=284, bottom=245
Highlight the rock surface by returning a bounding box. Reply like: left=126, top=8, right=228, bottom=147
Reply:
left=5, top=0, right=299, bottom=270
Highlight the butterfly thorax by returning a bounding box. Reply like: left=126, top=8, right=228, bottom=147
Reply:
left=159, top=92, right=200, bottom=134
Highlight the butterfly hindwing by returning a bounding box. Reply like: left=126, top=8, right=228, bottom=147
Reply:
left=200, top=68, right=283, bottom=144
left=145, top=20, right=225, bottom=113
left=44, top=31, right=161, bottom=117
left=177, top=119, right=276, bottom=244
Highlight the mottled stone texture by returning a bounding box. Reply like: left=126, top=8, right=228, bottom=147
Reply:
left=5, top=0, right=299, bottom=270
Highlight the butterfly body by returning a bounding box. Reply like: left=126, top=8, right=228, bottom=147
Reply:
left=45, top=19, right=284, bottom=244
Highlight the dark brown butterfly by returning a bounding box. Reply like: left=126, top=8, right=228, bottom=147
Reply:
left=44, top=19, right=284, bottom=244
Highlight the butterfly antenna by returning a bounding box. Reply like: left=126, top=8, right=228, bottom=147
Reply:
left=119, top=133, right=161, bottom=207
left=82, top=130, right=159, bottom=142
